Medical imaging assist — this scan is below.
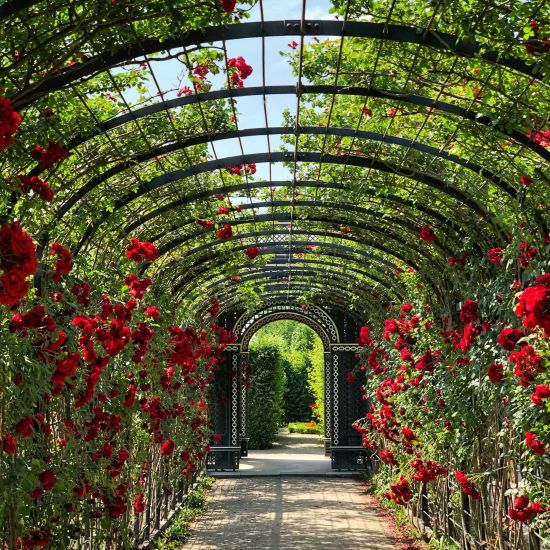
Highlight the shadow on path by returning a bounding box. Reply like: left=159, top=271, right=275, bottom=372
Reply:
left=184, top=476, right=394, bottom=549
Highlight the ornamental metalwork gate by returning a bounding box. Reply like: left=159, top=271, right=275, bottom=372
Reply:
left=206, top=302, right=369, bottom=471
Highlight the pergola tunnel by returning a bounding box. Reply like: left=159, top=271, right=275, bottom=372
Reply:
left=0, top=0, right=548, bottom=548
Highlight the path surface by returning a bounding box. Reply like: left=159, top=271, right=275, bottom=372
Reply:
left=214, top=431, right=337, bottom=476
left=185, top=477, right=394, bottom=549
left=185, top=432, right=394, bottom=549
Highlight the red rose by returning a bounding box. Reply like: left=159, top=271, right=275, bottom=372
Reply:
left=216, top=224, right=233, bottom=241
left=515, top=273, right=550, bottom=337
left=520, top=175, right=532, bottom=186
left=134, top=493, right=146, bottom=513
left=487, top=363, right=504, bottom=383
left=530, top=384, right=550, bottom=407
left=487, top=248, right=504, bottom=264
left=525, top=432, right=546, bottom=455
left=227, top=56, right=253, bottom=79
left=220, top=0, right=236, bottom=12
left=459, top=298, right=478, bottom=324
left=0, top=97, right=22, bottom=150
left=419, top=224, right=436, bottom=242
left=497, top=327, right=525, bottom=351
left=39, top=469, right=57, bottom=491
left=0, top=269, right=29, bottom=305
left=160, top=439, right=174, bottom=456
left=245, top=246, right=260, bottom=260
left=2, top=433, right=16, bottom=454
left=30, top=141, right=70, bottom=169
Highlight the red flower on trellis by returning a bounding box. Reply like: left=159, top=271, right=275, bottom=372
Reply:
left=487, top=362, right=504, bottom=383
left=220, top=0, right=236, bottom=12
left=455, top=470, right=481, bottom=500
left=217, top=224, right=233, bottom=241
left=487, top=247, right=504, bottom=264
left=508, top=495, right=547, bottom=523
left=50, top=242, right=73, bottom=281
left=0, top=97, right=21, bottom=150
left=126, top=238, right=158, bottom=263
left=245, top=246, right=260, bottom=260
left=525, top=432, right=546, bottom=455
left=419, top=224, right=436, bottom=242
left=530, top=384, right=550, bottom=407
left=31, top=141, right=70, bottom=169
left=228, top=56, right=253, bottom=79
left=515, top=273, right=550, bottom=337
left=18, top=175, right=53, bottom=202
left=0, top=221, right=36, bottom=306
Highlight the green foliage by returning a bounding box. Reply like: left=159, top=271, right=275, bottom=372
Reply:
left=246, top=344, right=286, bottom=449
left=250, top=321, right=322, bottom=424
left=287, top=422, right=321, bottom=434
left=153, top=476, right=214, bottom=549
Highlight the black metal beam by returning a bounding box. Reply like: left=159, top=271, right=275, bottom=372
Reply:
left=73, top=151, right=496, bottom=255
left=169, top=245, right=405, bottom=300
left=59, top=86, right=547, bottom=163
left=13, top=20, right=541, bottom=108
left=155, top=235, right=445, bottom=303
left=151, top=211, right=451, bottom=266
left=121, top=181, right=466, bottom=241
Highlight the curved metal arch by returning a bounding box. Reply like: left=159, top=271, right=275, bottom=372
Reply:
left=121, top=181, right=470, bottom=246
left=176, top=255, right=403, bottom=298
left=240, top=312, right=333, bottom=352
left=14, top=20, right=542, bottom=108
left=170, top=245, right=406, bottom=301
left=196, top=281, right=375, bottom=316
left=203, top=267, right=388, bottom=300
left=187, top=275, right=390, bottom=318
left=138, top=203, right=481, bottom=268
left=149, top=214, right=451, bottom=289
left=58, top=86, right=549, bottom=165
left=159, top=235, right=445, bottom=303
left=197, top=271, right=391, bottom=315
left=52, top=124, right=515, bottom=217
left=153, top=219, right=449, bottom=269
left=152, top=229, right=413, bottom=273
left=208, top=291, right=365, bottom=321
left=73, top=151, right=498, bottom=255
left=227, top=299, right=364, bottom=330
left=234, top=301, right=340, bottom=341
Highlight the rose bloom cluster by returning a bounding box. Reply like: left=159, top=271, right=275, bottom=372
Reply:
left=0, top=221, right=37, bottom=305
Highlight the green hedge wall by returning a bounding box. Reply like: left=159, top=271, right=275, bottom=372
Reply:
left=246, top=344, right=286, bottom=449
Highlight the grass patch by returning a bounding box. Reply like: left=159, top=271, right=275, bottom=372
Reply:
left=152, top=476, right=214, bottom=549
left=287, top=421, right=321, bottom=434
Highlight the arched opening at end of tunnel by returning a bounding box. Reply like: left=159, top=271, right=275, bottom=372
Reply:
left=241, top=319, right=329, bottom=475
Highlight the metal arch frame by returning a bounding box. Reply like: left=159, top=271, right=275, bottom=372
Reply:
left=206, top=281, right=374, bottom=314
left=239, top=312, right=334, bottom=352
left=170, top=246, right=406, bottom=303
left=175, top=254, right=404, bottom=301
left=72, top=151, right=499, bottom=255
left=13, top=19, right=542, bottom=109
left=58, top=86, right=549, bottom=165
left=193, top=278, right=380, bottom=319
left=53, top=122, right=516, bottom=217
left=233, top=301, right=340, bottom=342
left=200, top=271, right=389, bottom=314
left=141, top=200, right=470, bottom=254
left=121, top=183, right=471, bottom=248
left=210, top=289, right=370, bottom=318
left=165, top=236, right=445, bottom=305
left=153, top=230, right=411, bottom=273
left=203, top=267, right=389, bottom=301
left=221, top=298, right=366, bottom=328
left=152, top=211, right=453, bottom=261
